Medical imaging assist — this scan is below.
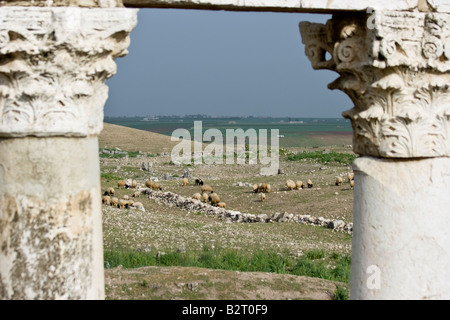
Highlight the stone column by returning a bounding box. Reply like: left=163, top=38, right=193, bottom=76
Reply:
left=300, top=11, right=450, bottom=299
left=0, top=5, right=137, bottom=299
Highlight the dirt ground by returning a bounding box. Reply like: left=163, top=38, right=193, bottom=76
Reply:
left=104, top=265, right=347, bottom=300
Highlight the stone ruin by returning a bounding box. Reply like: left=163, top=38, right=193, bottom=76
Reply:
left=0, top=0, right=449, bottom=300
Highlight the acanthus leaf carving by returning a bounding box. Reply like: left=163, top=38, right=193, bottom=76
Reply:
left=300, top=10, right=450, bottom=158
left=0, top=7, right=137, bottom=137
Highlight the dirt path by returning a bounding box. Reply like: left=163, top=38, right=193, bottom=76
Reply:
left=104, top=265, right=346, bottom=300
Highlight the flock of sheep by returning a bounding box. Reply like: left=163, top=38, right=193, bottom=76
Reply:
left=101, top=171, right=355, bottom=213
left=335, top=172, right=355, bottom=189
left=191, top=182, right=227, bottom=209
left=101, top=179, right=145, bottom=211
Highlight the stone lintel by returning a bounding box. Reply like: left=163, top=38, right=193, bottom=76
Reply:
left=118, top=0, right=450, bottom=14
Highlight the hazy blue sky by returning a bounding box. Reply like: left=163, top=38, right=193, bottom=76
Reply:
left=105, top=9, right=352, bottom=118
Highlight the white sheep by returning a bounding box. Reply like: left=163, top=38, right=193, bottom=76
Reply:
left=111, top=197, right=119, bottom=207
left=132, top=190, right=141, bottom=198
left=118, top=199, right=127, bottom=209
left=286, top=179, right=296, bottom=191
left=348, top=172, right=354, bottom=182
left=192, top=193, right=202, bottom=201
left=131, top=202, right=145, bottom=212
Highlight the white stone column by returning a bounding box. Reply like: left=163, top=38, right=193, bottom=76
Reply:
left=0, top=6, right=137, bottom=299
left=300, top=11, right=450, bottom=299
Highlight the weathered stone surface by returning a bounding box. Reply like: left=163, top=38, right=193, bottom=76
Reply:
left=351, top=156, right=450, bottom=299
left=0, top=137, right=104, bottom=299
left=0, top=0, right=123, bottom=7
left=300, top=11, right=450, bottom=158
left=0, top=7, right=137, bottom=137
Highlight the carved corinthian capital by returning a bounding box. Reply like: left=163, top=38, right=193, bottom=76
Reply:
left=0, top=7, right=137, bottom=137
left=300, top=11, right=450, bottom=158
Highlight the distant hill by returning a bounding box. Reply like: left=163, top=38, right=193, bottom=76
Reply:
left=99, top=122, right=181, bottom=154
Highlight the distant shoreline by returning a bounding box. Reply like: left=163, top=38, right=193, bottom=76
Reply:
left=104, top=117, right=352, bottom=148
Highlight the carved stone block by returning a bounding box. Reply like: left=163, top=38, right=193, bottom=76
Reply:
left=300, top=11, right=450, bottom=158
left=0, top=7, right=137, bottom=137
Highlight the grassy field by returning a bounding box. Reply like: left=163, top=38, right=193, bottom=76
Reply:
left=99, top=121, right=355, bottom=300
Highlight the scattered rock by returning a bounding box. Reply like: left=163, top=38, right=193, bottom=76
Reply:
left=142, top=162, right=153, bottom=172
left=163, top=173, right=172, bottom=180
left=144, top=189, right=352, bottom=234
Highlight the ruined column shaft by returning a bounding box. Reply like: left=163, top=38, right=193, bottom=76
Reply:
left=0, top=6, right=137, bottom=299
left=300, top=11, right=450, bottom=299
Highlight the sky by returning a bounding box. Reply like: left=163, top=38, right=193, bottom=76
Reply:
left=105, top=9, right=352, bottom=118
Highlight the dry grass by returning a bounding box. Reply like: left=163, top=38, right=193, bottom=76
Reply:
left=99, top=122, right=178, bottom=154
left=105, top=265, right=345, bottom=300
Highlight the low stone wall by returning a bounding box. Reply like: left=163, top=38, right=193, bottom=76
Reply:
left=145, top=189, right=353, bottom=234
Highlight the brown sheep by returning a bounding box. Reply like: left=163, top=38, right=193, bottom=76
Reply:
left=102, top=195, right=111, bottom=205
left=125, top=199, right=134, bottom=208
left=307, top=179, right=313, bottom=188
left=209, top=193, right=221, bottom=206
left=182, top=178, right=189, bottom=186
left=132, top=180, right=137, bottom=189
left=335, top=177, right=343, bottom=186
left=110, top=197, right=119, bottom=207
left=286, top=179, right=296, bottom=191
left=259, top=183, right=269, bottom=193
left=201, top=184, right=213, bottom=194
left=218, top=202, right=226, bottom=208
left=192, top=193, right=202, bottom=201
left=202, top=192, right=209, bottom=203
left=117, top=180, right=126, bottom=189
left=152, top=182, right=162, bottom=191
left=295, top=181, right=304, bottom=190
left=104, top=187, right=115, bottom=196
left=145, top=180, right=152, bottom=188
left=266, top=184, right=271, bottom=193
left=118, top=199, right=127, bottom=209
